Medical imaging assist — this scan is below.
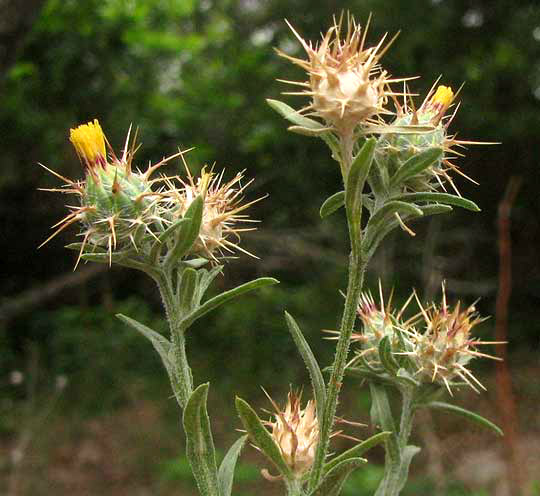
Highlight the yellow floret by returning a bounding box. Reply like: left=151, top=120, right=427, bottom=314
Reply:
left=431, top=85, right=454, bottom=108
left=70, top=119, right=106, bottom=166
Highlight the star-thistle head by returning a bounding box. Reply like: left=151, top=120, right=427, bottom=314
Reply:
left=41, top=120, right=260, bottom=269
left=277, top=13, right=405, bottom=136
left=410, top=284, right=499, bottom=394
left=40, top=120, right=179, bottom=266
left=69, top=119, right=107, bottom=169
left=348, top=283, right=416, bottom=368
left=262, top=390, right=319, bottom=480
left=377, top=81, right=483, bottom=195
left=162, top=162, right=262, bottom=262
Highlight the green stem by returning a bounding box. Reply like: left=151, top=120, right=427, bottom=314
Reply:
left=309, top=131, right=366, bottom=490
left=170, top=329, right=194, bottom=408
left=285, top=478, right=304, bottom=496
left=155, top=270, right=194, bottom=408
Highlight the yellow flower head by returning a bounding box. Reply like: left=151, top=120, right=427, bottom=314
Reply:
left=70, top=119, right=107, bottom=168
left=431, top=85, right=454, bottom=108
left=419, top=85, right=455, bottom=124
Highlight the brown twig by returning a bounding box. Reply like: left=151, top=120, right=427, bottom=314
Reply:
left=495, top=176, right=523, bottom=496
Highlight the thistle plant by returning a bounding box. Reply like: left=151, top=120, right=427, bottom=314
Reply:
left=40, top=12, right=502, bottom=496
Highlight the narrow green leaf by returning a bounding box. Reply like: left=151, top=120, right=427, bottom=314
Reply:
left=151, top=217, right=190, bottom=262
left=183, top=383, right=220, bottom=496
left=394, top=192, right=481, bottom=212
left=116, top=313, right=172, bottom=376
left=394, top=445, right=421, bottom=493
left=235, top=397, right=293, bottom=479
left=266, top=99, right=325, bottom=130
left=363, top=203, right=452, bottom=257
left=345, top=367, right=396, bottom=387
left=369, top=384, right=400, bottom=466
left=166, top=195, right=204, bottom=267
left=288, top=125, right=333, bottom=136
left=346, top=138, right=377, bottom=213
left=424, top=401, right=503, bottom=436
left=183, top=258, right=210, bottom=269
left=195, top=265, right=224, bottom=306
left=179, top=267, right=198, bottom=314
left=367, top=124, right=435, bottom=134
left=323, top=432, right=391, bottom=475
left=369, top=384, right=396, bottom=433
left=321, top=133, right=342, bottom=162
left=80, top=249, right=134, bottom=263
left=218, top=435, right=248, bottom=496
left=417, top=204, right=453, bottom=216
left=368, top=201, right=424, bottom=229
left=320, top=191, right=345, bottom=218
left=183, top=277, right=279, bottom=327
left=159, top=217, right=191, bottom=243
left=284, top=312, right=326, bottom=418
left=389, top=148, right=443, bottom=189
left=310, top=458, right=366, bottom=496
left=345, top=138, right=377, bottom=252
left=395, top=368, right=421, bottom=388
left=79, top=252, right=153, bottom=273
left=378, top=336, right=399, bottom=375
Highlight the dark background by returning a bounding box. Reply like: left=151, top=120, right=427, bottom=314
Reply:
left=1, top=1, right=539, bottom=495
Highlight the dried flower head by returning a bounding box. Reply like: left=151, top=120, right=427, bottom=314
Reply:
left=40, top=119, right=183, bottom=266
left=161, top=161, right=262, bottom=262
left=409, top=284, right=500, bottom=394
left=262, top=390, right=319, bottom=480
left=277, top=14, right=405, bottom=135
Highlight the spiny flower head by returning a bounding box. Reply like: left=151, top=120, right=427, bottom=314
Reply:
left=162, top=162, right=261, bottom=262
left=263, top=390, right=319, bottom=479
left=277, top=14, right=405, bottom=135
left=346, top=284, right=416, bottom=368
left=409, top=285, right=499, bottom=394
left=378, top=82, right=480, bottom=195
left=40, top=120, right=181, bottom=266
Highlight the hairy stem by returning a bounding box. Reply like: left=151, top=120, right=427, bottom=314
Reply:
left=309, top=131, right=367, bottom=490
left=155, top=270, right=194, bottom=408
left=286, top=478, right=304, bottom=496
